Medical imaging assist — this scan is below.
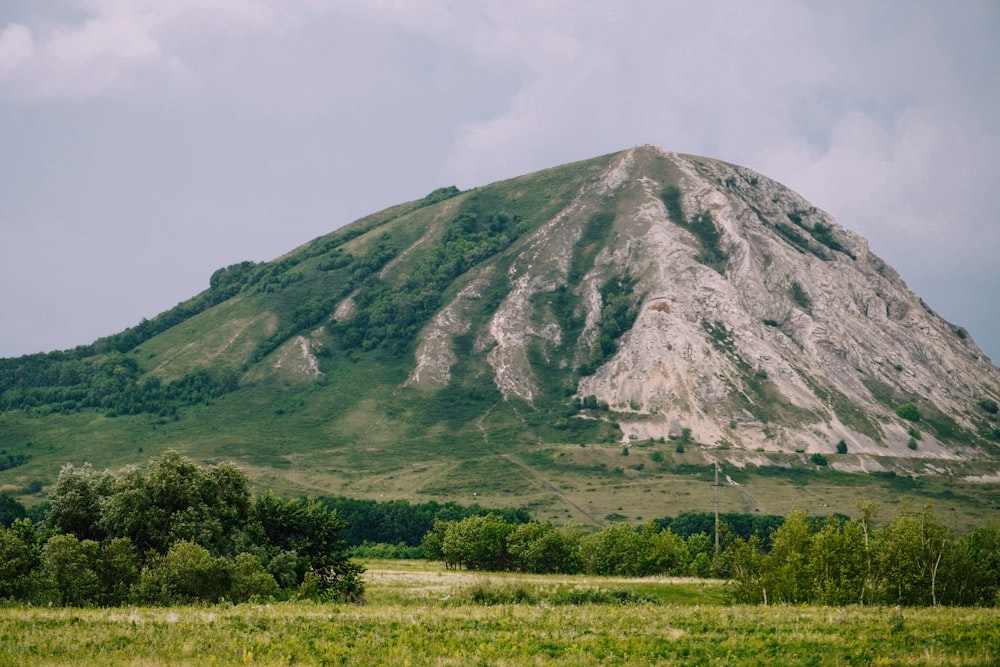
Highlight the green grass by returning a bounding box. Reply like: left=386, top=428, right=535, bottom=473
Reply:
left=1, top=561, right=998, bottom=666
left=4, top=396, right=1000, bottom=531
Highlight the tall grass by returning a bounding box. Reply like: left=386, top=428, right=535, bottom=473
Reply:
left=1, top=562, right=998, bottom=666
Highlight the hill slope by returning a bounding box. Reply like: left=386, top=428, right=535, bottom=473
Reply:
left=2, top=146, right=999, bottom=526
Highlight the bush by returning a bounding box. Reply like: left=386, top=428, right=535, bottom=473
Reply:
left=551, top=587, right=657, bottom=605
left=836, top=440, right=848, bottom=454
left=810, top=453, right=828, bottom=466
left=464, top=581, right=536, bottom=605
left=228, top=552, right=280, bottom=602
left=135, top=541, right=230, bottom=605
left=675, top=427, right=693, bottom=453
left=979, top=399, right=999, bottom=415
left=896, top=403, right=922, bottom=422
left=790, top=282, right=812, bottom=311
left=350, top=541, right=424, bottom=559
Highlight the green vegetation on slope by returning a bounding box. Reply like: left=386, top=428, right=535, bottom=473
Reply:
left=659, top=186, right=728, bottom=273
left=332, top=200, right=527, bottom=353
left=578, top=274, right=641, bottom=376
left=0, top=352, right=238, bottom=418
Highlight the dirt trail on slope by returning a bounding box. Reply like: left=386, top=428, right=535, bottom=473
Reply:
left=500, top=453, right=603, bottom=525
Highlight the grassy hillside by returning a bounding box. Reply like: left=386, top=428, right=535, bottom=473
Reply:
left=1, top=149, right=999, bottom=529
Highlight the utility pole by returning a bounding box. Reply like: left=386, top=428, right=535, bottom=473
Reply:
left=713, top=461, right=720, bottom=554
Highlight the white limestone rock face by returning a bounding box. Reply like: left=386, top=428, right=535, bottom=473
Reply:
left=571, top=148, right=997, bottom=455
left=407, top=273, right=490, bottom=389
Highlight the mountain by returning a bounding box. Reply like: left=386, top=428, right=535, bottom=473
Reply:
left=2, top=146, right=999, bottom=526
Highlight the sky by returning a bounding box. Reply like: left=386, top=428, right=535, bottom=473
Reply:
left=1, top=0, right=998, bottom=363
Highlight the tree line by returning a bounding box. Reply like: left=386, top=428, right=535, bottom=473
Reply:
left=726, top=504, right=1000, bottom=607
left=0, top=353, right=237, bottom=418
left=422, top=515, right=721, bottom=577
left=319, top=496, right=531, bottom=551
left=0, top=451, right=362, bottom=606
left=5, top=450, right=999, bottom=609
left=422, top=505, right=1000, bottom=607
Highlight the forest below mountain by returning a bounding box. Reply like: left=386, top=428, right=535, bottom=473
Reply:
left=2, top=451, right=997, bottom=609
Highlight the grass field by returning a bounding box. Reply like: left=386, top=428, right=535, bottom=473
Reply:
left=1, top=560, right=998, bottom=666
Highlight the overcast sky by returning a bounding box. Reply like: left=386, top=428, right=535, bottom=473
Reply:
left=1, top=1, right=998, bottom=364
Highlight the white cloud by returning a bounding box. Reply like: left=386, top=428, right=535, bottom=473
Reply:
left=753, top=106, right=999, bottom=261
left=0, top=23, right=34, bottom=70
left=40, top=15, right=161, bottom=94
left=0, top=0, right=298, bottom=97
left=1, top=0, right=998, bottom=359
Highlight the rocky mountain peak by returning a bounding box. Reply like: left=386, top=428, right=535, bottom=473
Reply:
left=409, top=146, right=999, bottom=460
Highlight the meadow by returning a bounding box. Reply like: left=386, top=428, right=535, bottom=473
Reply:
left=1, top=560, right=998, bottom=666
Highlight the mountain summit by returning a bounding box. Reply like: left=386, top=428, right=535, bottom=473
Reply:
left=2, top=146, right=999, bottom=521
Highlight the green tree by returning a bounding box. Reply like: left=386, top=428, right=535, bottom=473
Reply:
left=762, top=509, right=813, bottom=603
left=228, top=552, right=280, bottom=602
left=0, top=493, right=27, bottom=527
left=266, top=550, right=301, bottom=590
left=440, top=514, right=514, bottom=571
left=960, top=522, right=1000, bottom=606
left=507, top=522, right=581, bottom=574
left=807, top=517, right=870, bottom=605
left=579, top=522, right=645, bottom=575
left=100, top=451, right=255, bottom=556
left=726, top=536, right=767, bottom=603
left=0, top=522, right=37, bottom=601
left=874, top=505, right=954, bottom=606
left=0, top=452, right=366, bottom=606
left=98, top=537, right=140, bottom=606
left=255, top=492, right=363, bottom=601
left=40, top=534, right=102, bottom=606
left=637, top=522, right=688, bottom=576
left=684, top=532, right=715, bottom=577
left=48, top=463, right=112, bottom=541
left=420, top=519, right=450, bottom=563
